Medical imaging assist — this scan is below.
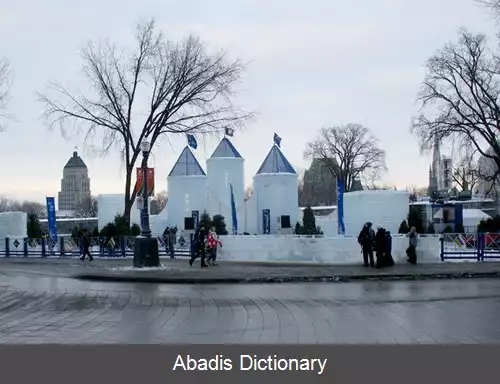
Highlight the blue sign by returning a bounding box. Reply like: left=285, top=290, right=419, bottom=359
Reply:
left=192, top=210, right=199, bottom=230
left=262, top=209, right=270, bottom=235
left=230, top=183, right=238, bottom=235
left=337, top=177, right=345, bottom=235
left=46, top=197, right=58, bottom=242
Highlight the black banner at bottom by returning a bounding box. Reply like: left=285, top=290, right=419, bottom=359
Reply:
left=0, top=345, right=496, bottom=384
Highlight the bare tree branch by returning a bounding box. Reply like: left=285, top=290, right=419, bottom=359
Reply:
left=412, top=29, right=500, bottom=193
left=304, top=123, right=387, bottom=192
left=38, top=19, right=253, bottom=225
left=75, top=196, right=98, bottom=218
left=0, top=58, right=12, bottom=132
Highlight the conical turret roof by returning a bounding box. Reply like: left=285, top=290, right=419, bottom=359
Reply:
left=210, top=137, right=242, bottom=158
left=256, top=144, right=296, bottom=175
left=168, top=146, right=206, bottom=177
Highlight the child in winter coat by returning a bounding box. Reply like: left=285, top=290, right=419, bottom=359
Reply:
left=206, top=226, right=222, bottom=266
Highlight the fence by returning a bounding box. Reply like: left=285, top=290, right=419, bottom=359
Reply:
left=440, top=233, right=500, bottom=261
left=0, top=235, right=192, bottom=258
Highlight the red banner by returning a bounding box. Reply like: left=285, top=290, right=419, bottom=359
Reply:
left=135, top=168, right=154, bottom=197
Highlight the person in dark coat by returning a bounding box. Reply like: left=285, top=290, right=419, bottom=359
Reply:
left=163, top=227, right=175, bottom=258
left=374, top=226, right=386, bottom=268
left=406, top=226, right=418, bottom=264
left=358, top=223, right=375, bottom=267
left=189, top=225, right=208, bottom=268
left=384, top=230, right=395, bottom=267
left=79, top=228, right=93, bottom=262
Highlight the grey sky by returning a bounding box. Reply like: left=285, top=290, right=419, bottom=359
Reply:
left=0, top=0, right=497, bottom=203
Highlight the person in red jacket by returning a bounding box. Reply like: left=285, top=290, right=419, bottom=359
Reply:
left=206, top=226, right=222, bottom=266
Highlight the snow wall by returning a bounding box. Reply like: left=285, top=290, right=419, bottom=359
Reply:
left=0, top=212, right=27, bottom=250
left=343, top=190, right=409, bottom=236
left=218, top=234, right=441, bottom=264
left=97, top=194, right=150, bottom=231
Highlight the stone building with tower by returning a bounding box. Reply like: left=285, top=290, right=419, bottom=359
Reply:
left=58, top=151, right=91, bottom=212
left=428, top=139, right=453, bottom=197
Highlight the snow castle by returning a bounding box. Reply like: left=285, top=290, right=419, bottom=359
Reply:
left=146, top=138, right=300, bottom=235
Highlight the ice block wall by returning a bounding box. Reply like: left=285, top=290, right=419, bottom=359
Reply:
left=343, top=190, right=409, bottom=236
left=97, top=194, right=149, bottom=231
left=0, top=212, right=28, bottom=250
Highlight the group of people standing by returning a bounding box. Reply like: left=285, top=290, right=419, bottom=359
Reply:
left=189, top=224, right=223, bottom=268
left=357, top=222, right=394, bottom=268
left=357, top=222, right=419, bottom=267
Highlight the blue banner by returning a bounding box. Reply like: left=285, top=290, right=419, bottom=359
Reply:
left=46, top=197, right=58, bottom=242
left=262, top=209, right=270, bottom=235
left=454, top=204, right=463, bottom=231
left=337, top=178, right=345, bottom=235
left=192, top=210, right=199, bottom=230
left=230, top=183, right=238, bottom=235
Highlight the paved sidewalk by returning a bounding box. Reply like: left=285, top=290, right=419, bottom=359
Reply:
left=1, top=257, right=500, bottom=283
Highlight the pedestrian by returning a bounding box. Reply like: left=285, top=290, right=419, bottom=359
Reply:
left=357, top=223, right=375, bottom=268
left=163, top=226, right=175, bottom=258
left=79, top=228, right=93, bottom=262
left=406, top=226, right=418, bottom=264
left=384, top=230, right=395, bottom=267
left=189, top=224, right=208, bottom=268
left=374, top=225, right=386, bottom=268
left=206, top=226, right=222, bottom=266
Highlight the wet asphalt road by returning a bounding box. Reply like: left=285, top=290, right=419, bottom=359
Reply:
left=0, top=273, right=500, bottom=344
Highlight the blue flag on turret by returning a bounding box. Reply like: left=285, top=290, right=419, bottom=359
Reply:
left=273, top=133, right=281, bottom=147
left=187, top=134, right=197, bottom=150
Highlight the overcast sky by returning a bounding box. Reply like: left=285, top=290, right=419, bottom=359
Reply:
left=0, top=0, right=497, bottom=203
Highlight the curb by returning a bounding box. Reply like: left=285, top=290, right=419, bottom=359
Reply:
left=72, top=271, right=500, bottom=284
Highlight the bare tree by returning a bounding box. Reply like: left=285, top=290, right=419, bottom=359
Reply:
left=364, top=182, right=396, bottom=190
left=476, top=0, right=500, bottom=16
left=412, top=30, right=500, bottom=191
left=39, top=19, right=251, bottom=226
left=452, top=150, right=479, bottom=191
left=304, top=124, right=387, bottom=192
left=75, top=196, right=98, bottom=218
left=150, top=190, right=167, bottom=214
left=244, top=186, right=253, bottom=201
left=0, top=58, right=11, bottom=131
left=0, top=197, right=46, bottom=217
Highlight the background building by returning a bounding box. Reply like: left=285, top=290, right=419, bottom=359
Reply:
left=300, top=158, right=337, bottom=207
left=58, top=151, right=91, bottom=212
left=428, top=139, right=453, bottom=196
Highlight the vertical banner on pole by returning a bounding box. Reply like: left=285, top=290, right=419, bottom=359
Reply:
left=135, top=168, right=155, bottom=197
left=337, top=177, right=345, bottom=235
left=454, top=204, right=463, bottom=232
left=192, top=210, right=199, bottom=230
left=46, top=197, right=58, bottom=242
left=262, top=209, right=271, bottom=235
left=230, top=183, right=238, bottom=235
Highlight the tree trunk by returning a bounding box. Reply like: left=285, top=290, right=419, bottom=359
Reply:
left=124, top=168, right=133, bottom=228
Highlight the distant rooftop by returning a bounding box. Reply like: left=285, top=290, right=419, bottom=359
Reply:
left=64, top=151, right=87, bottom=168
left=256, top=145, right=296, bottom=175
left=168, top=146, right=206, bottom=177
left=210, top=137, right=242, bottom=158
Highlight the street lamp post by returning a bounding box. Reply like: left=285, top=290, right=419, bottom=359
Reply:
left=133, top=140, right=160, bottom=268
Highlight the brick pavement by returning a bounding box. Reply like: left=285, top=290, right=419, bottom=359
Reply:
left=0, top=275, right=500, bottom=344
left=2, top=257, right=500, bottom=283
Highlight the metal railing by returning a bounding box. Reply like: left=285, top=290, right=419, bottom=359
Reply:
left=0, top=235, right=193, bottom=258
left=440, top=233, right=500, bottom=261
